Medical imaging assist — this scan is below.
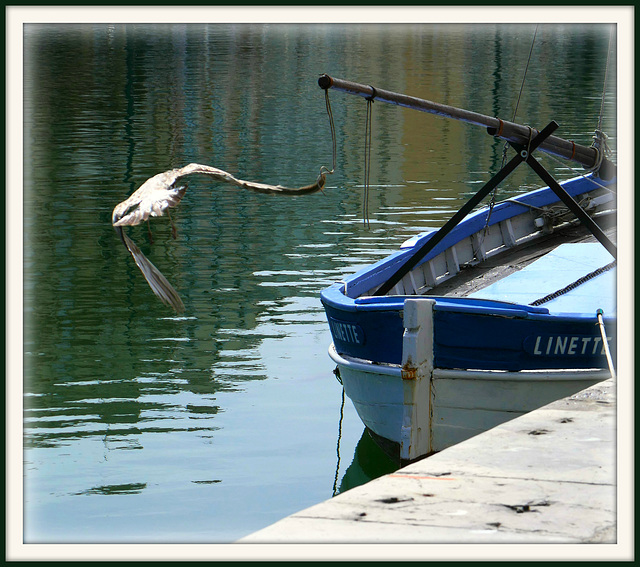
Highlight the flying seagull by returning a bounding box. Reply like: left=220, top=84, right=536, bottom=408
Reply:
left=112, top=163, right=327, bottom=313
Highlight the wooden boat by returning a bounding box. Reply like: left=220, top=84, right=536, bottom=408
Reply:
left=318, top=75, right=617, bottom=463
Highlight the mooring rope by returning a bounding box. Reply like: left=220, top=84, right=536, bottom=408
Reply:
left=529, top=260, right=616, bottom=307
left=596, top=308, right=616, bottom=379
left=332, top=383, right=346, bottom=497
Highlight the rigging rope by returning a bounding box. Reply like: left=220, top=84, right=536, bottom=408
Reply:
left=538, top=151, right=616, bottom=192
left=320, top=88, right=337, bottom=177
left=596, top=27, right=614, bottom=135
left=482, top=27, right=615, bottom=245
left=589, top=26, right=615, bottom=175
left=511, top=26, right=539, bottom=138
left=538, top=28, right=615, bottom=183
left=485, top=25, right=538, bottom=232
left=363, top=88, right=375, bottom=227
left=596, top=308, right=616, bottom=379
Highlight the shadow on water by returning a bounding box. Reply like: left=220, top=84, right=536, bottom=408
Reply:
left=75, top=482, right=147, bottom=496
left=332, top=384, right=399, bottom=496
left=334, top=427, right=400, bottom=496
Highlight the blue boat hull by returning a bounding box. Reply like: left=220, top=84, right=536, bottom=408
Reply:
left=321, top=173, right=616, bottom=373
left=323, top=294, right=616, bottom=372
left=321, top=173, right=616, bottom=461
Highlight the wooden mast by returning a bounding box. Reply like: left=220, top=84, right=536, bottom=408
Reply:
left=318, top=74, right=615, bottom=180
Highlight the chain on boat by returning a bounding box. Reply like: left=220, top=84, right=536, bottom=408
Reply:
left=528, top=261, right=616, bottom=307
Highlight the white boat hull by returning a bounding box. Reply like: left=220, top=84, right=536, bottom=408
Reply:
left=329, top=297, right=611, bottom=463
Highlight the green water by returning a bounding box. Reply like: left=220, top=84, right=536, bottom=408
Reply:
left=22, top=23, right=615, bottom=543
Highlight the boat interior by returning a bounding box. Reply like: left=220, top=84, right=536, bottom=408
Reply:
left=366, top=184, right=617, bottom=301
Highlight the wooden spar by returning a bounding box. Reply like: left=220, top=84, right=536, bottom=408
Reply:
left=318, top=74, right=615, bottom=179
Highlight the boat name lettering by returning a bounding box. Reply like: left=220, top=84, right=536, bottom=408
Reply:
left=328, top=318, right=365, bottom=345
left=524, top=334, right=612, bottom=356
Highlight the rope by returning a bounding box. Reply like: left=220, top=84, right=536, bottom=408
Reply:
left=596, top=308, right=616, bottom=379
left=537, top=150, right=616, bottom=193
left=537, top=195, right=592, bottom=227
left=596, top=28, right=614, bottom=134
left=363, top=89, right=375, bottom=227
left=485, top=25, right=538, bottom=233
left=588, top=27, right=615, bottom=175
left=512, top=25, right=538, bottom=132
left=320, top=88, right=337, bottom=177
left=525, top=29, right=614, bottom=182
left=504, top=198, right=545, bottom=211
left=115, top=85, right=342, bottom=313
left=520, top=125, right=534, bottom=159
left=529, top=261, right=616, bottom=306
left=332, top=384, right=346, bottom=497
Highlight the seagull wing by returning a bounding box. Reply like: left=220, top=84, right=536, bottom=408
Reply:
left=180, top=163, right=326, bottom=195
left=119, top=229, right=185, bottom=313
left=112, top=163, right=325, bottom=228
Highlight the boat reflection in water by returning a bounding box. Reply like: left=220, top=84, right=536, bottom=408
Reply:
left=334, top=427, right=400, bottom=496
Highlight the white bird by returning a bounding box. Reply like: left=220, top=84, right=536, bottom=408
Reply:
left=112, top=163, right=327, bottom=313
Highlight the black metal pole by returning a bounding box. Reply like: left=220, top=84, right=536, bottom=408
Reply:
left=525, top=156, right=617, bottom=258
left=373, top=121, right=560, bottom=296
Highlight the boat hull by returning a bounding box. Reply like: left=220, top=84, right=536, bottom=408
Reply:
left=321, top=174, right=616, bottom=462
left=330, top=343, right=611, bottom=462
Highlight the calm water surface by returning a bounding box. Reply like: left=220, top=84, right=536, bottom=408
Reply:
left=23, top=23, right=615, bottom=543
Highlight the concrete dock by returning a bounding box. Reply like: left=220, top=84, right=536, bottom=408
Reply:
left=238, top=378, right=624, bottom=551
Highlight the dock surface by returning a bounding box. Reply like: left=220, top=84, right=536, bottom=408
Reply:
left=238, top=378, right=620, bottom=550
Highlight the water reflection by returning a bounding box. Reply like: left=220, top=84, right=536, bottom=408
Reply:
left=334, top=427, right=400, bottom=496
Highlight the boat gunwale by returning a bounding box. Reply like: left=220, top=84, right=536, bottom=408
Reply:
left=329, top=344, right=612, bottom=382
left=321, top=173, right=616, bottom=313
